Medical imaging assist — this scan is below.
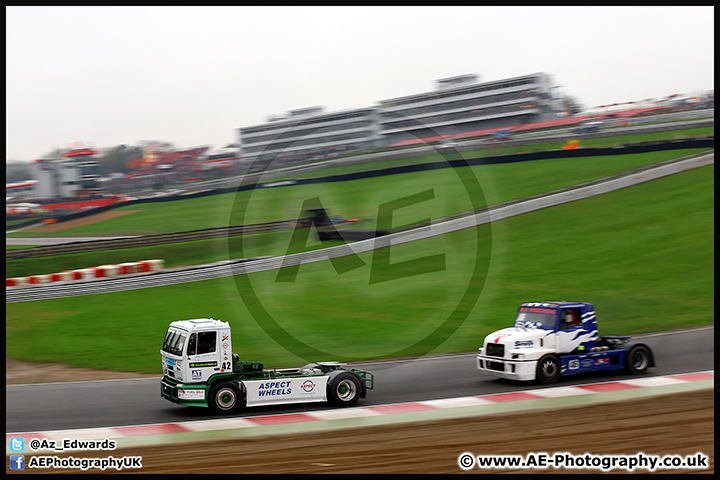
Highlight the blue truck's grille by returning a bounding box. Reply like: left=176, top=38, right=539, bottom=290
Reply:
left=485, top=343, right=505, bottom=357
left=487, top=361, right=505, bottom=372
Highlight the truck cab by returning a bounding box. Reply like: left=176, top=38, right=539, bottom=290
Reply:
left=161, top=319, right=232, bottom=385
left=160, top=318, right=374, bottom=414
left=477, top=302, right=654, bottom=384
left=518, top=301, right=599, bottom=354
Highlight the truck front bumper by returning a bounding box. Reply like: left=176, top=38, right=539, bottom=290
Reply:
left=160, top=376, right=210, bottom=407
left=477, top=355, right=537, bottom=382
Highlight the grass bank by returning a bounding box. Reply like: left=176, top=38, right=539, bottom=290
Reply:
left=8, top=147, right=710, bottom=239
left=5, top=164, right=713, bottom=373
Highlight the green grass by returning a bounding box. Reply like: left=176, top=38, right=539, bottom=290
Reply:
left=5, top=233, right=351, bottom=278
left=6, top=219, right=36, bottom=229
left=6, top=238, right=231, bottom=278
left=6, top=148, right=709, bottom=279
left=7, top=148, right=710, bottom=241
left=6, top=245, right=40, bottom=250
left=5, top=164, right=713, bottom=373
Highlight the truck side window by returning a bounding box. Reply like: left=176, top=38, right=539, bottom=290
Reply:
left=197, top=332, right=216, bottom=355
left=562, top=310, right=582, bottom=329
left=187, top=333, right=196, bottom=356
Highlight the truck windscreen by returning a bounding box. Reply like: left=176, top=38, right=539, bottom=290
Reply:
left=515, top=307, right=557, bottom=328
left=162, top=329, right=187, bottom=356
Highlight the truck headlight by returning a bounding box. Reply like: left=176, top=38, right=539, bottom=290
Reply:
left=512, top=353, right=525, bottom=360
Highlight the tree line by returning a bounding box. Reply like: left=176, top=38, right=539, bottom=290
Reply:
left=6, top=144, right=151, bottom=183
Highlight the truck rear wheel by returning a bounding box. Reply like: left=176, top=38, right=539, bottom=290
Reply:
left=327, top=372, right=361, bottom=407
left=209, top=381, right=242, bottom=414
left=626, top=345, right=651, bottom=375
left=536, top=355, right=561, bottom=384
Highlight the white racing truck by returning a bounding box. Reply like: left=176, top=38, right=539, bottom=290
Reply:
left=477, top=302, right=655, bottom=384
left=160, top=319, right=374, bottom=414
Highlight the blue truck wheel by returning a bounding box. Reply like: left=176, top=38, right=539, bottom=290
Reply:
left=626, top=345, right=651, bottom=375
left=536, top=355, right=561, bottom=384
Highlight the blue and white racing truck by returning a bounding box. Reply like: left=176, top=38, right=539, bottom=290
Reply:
left=477, top=302, right=655, bottom=384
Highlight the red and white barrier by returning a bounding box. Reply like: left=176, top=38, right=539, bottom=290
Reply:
left=27, top=274, right=52, bottom=284
left=118, top=262, right=140, bottom=274
left=137, top=259, right=164, bottom=272
left=6, top=259, right=164, bottom=287
left=92, top=265, right=120, bottom=278
left=50, top=272, right=74, bottom=282
left=74, top=268, right=96, bottom=280
left=62, top=270, right=84, bottom=281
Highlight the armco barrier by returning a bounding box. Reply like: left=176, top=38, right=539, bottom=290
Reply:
left=6, top=136, right=713, bottom=263
left=5, top=150, right=714, bottom=302
left=6, top=221, right=295, bottom=261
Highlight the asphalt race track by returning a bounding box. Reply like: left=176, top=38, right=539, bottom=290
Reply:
left=6, top=128, right=714, bottom=441
left=6, top=326, right=713, bottom=434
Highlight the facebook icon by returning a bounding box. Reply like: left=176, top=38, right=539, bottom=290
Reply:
left=10, top=455, right=25, bottom=470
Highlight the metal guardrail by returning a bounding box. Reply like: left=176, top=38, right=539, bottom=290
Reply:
left=6, top=151, right=713, bottom=303
left=7, top=132, right=714, bottom=261
left=626, top=108, right=713, bottom=124
left=6, top=220, right=296, bottom=260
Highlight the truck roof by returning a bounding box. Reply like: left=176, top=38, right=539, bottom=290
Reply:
left=168, top=318, right=228, bottom=332
left=520, top=301, right=592, bottom=309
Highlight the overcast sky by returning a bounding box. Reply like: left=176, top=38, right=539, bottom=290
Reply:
left=6, top=6, right=714, bottom=162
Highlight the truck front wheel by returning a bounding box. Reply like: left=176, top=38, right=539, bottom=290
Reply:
left=209, top=381, right=242, bottom=414
left=626, top=345, right=651, bottom=375
left=327, top=372, right=361, bottom=407
left=536, top=355, right=561, bottom=384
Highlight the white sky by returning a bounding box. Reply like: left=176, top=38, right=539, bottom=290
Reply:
left=6, top=6, right=715, bottom=162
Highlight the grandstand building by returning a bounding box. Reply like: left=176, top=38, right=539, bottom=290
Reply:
left=5, top=180, right=38, bottom=200
left=200, top=146, right=243, bottom=170
left=376, top=72, right=562, bottom=144
left=32, top=145, right=101, bottom=199
left=238, top=106, right=381, bottom=167
left=238, top=72, right=564, bottom=161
